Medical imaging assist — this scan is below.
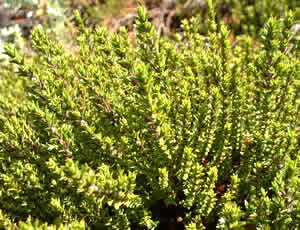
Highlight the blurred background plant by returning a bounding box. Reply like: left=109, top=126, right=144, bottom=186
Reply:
left=0, top=0, right=66, bottom=107
left=0, top=0, right=67, bottom=63
left=0, top=0, right=299, bottom=60
left=62, top=0, right=299, bottom=37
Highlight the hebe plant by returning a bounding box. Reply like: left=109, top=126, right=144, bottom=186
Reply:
left=1, top=0, right=299, bottom=229
left=215, top=0, right=298, bottom=36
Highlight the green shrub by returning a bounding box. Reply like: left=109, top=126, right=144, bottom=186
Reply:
left=215, top=0, right=299, bottom=36
left=1, top=1, right=299, bottom=229
left=176, top=0, right=299, bottom=39
left=62, top=0, right=299, bottom=40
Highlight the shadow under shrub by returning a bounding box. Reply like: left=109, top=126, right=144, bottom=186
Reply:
left=1, top=1, right=299, bottom=229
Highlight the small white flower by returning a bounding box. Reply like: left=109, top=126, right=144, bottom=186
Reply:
left=81, top=120, right=87, bottom=126
left=291, top=24, right=300, bottom=33
left=27, top=11, right=33, bottom=18
left=219, top=217, right=226, bottom=224
left=47, top=7, right=63, bottom=17
left=88, top=184, right=99, bottom=192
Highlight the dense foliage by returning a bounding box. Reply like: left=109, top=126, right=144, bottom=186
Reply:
left=63, top=0, right=299, bottom=38
left=0, top=0, right=299, bottom=229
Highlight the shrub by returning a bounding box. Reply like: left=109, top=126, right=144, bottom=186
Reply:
left=1, top=1, right=299, bottom=229
left=62, top=0, right=299, bottom=39
left=215, top=0, right=299, bottom=36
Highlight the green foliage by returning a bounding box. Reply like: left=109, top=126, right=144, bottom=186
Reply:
left=216, top=0, right=299, bottom=36
left=1, top=2, right=299, bottom=229
left=63, top=0, right=299, bottom=40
